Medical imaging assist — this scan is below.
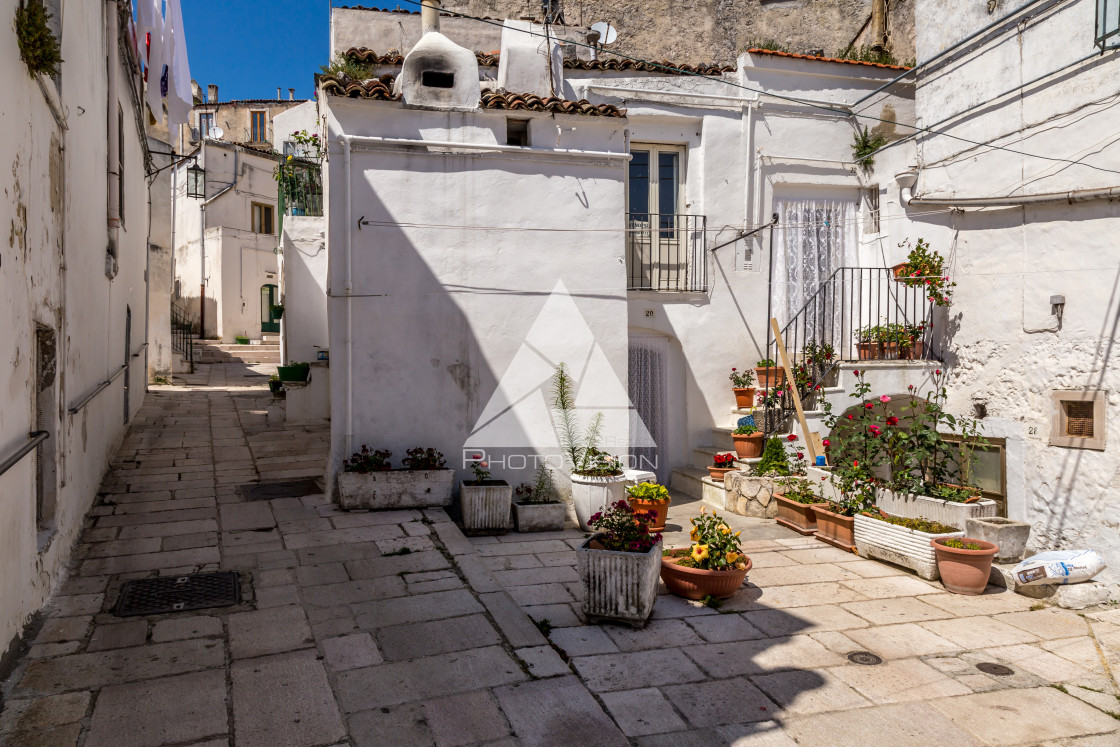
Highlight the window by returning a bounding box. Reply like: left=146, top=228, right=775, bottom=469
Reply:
left=118, top=107, right=125, bottom=227
left=250, top=111, right=267, bottom=142
left=198, top=111, right=214, bottom=137
left=251, top=203, right=274, bottom=234
left=34, top=324, right=58, bottom=537
left=1097, top=0, right=1120, bottom=50
left=283, top=140, right=297, bottom=156
left=942, top=435, right=1008, bottom=516
left=1050, top=390, right=1107, bottom=450
left=863, top=186, right=880, bottom=234
left=506, top=119, right=530, bottom=147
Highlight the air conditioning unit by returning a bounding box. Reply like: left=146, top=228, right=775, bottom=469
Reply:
left=189, top=126, right=200, bottom=144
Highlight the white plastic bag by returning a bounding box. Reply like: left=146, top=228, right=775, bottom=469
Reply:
left=1013, top=550, right=1105, bottom=586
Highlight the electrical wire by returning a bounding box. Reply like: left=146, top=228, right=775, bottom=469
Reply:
left=394, top=0, right=1120, bottom=177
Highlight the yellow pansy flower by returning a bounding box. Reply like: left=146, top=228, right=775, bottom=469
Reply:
left=726, top=551, right=739, bottom=564
left=689, top=527, right=700, bottom=541
left=691, top=544, right=709, bottom=563
left=719, top=525, right=730, bottom=535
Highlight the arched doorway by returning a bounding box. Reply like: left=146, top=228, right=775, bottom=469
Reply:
left=261, top=284, right=279, bottom=334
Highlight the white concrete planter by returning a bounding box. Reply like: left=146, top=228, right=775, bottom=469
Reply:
left=875, top=489, right=998, bottom=527
left=337, top=469, right=454, bottom=510
left=854, top=514, right=964, bottom=581
left=459, top=481, right=513, bottom=533
left=570, top=473, right=628, bottom=531
left=513, top=501, right=566, bottom=532
left=576, top=536, right=662, bottom=628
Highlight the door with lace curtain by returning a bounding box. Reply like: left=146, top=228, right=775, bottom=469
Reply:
left=628, top=334, right=669, bottom=483
left=774, top=198, right=857, bottom=337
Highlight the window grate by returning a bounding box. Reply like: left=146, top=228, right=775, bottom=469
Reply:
left=1065, top=400, right=1095, bottom=437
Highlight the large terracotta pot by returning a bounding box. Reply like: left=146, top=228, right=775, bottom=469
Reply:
left=755, top=366, right=785, bottom=388
left=813, top=504, right=856, bottom=552
left=732, top=387, right=756, bottom=408
left=931, top=537, right=999, bottom=595
left=732, top=432, right=764, bottom=459
left=774, top=495, right=824, bottom=535
left=660, top=549, right=752, bottom=600
left=627, top=497, right=670, bottom=532
left=707, top=466, right=735, bottom=482
left=857, top=342, right=882, bottom=360
left=891, top=262, right=910, bottom=279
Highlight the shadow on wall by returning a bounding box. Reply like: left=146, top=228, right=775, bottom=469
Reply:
left=174, top=292, right=219, bottom=338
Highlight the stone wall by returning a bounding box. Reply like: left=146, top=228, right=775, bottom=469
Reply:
left=712, top=473, right=782, bottom=519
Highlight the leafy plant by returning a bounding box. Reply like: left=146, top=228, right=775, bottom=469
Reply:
left=895, top=238, right=955, bottom=307
left=712, top=453, right=736, bottom=469
left=835, top=44, right=901, bottom=66
left=926, top=482, right=981, bottom=503
left=733, top=422, right=759, bottom=436
left=728, top=367, right=755, bottom=388
left=515, top=465, right=555, bottom=504
left=756, top=358, right=777, bottom=368
left=775, top=476, right=822, bottom=505
left=402, top=447, right=445, bottom=470
left=626, top=481, right=670, bottom=503
left=466, top=452, right=490, bottom=483
left=859, top=511, right=959, bottom=534
left=851, top=126, right=888, bottom=174
left=588, top=500, right=661, bottom=553
left=16, top=0, right=62, bottom=78
left=343, top=445, right=392, bottom=473
left=551, top=363, right=621, bottom=477
left=743, top=39, right=791, bottom=53
left=531, top=617, right=553, bottom=636
left=941, top=538, right=984, bottom=550
left=382, top=546, right=412, bottom=556
left=319, top=53, right=375, bottom=81
left=675, top=507, right=746, bottom=571
left=754, top=436, right=790, bottom=476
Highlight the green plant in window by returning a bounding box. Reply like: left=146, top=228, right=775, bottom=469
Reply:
left=851, top=126, right=888, bottom=174
left=16, top=0, right=62, bottom=77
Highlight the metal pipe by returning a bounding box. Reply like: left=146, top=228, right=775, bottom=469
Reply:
left=343, top=135, right=354, bottom=459
left=421, top=0, right=440, bottom=34
left=0, top=432, right=49, bottom=479
left=902, top=182, right=1120, bottom=208
left=764, top=211, right=778, bottom=410
left=68, top=364, right=128, bottom=415
left=344, top=134, right=631, bottom=162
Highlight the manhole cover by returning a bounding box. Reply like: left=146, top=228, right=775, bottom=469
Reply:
left=976, top=662, right=1015, bottom=676
left=239, top=479, right=321, bottom=502
left=114, top=572, right=241, bottom=617
left=847, top=651, right=883, bottom=666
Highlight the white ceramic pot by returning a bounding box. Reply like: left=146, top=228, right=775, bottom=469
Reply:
left=570, top=473, right=629, bottom=530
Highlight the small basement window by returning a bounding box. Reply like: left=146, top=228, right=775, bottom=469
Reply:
left=1050, top=390, right=1107, bottom=450
left=506, top=119, right=530, bottom=147
left=1097, top=0, right=1120, bottom=51
left=421, top=70, right=455, bottom=88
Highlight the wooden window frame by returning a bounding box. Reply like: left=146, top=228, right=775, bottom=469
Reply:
left=1050, top=390, right=1107, bottom=450
left=250, top=110, right=268, bottom=143
left=251, top=202, right=274, bottom=235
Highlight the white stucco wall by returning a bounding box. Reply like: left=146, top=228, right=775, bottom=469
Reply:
left=281, top=217, right=328, bottom=364
left=0, top=0, right=149, bottom=662
left=272, top=101, right=322, bottom=154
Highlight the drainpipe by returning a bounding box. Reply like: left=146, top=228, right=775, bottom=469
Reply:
left=869, top=0, right=888, bottom=52
left=896, top=170, right=1120, bottom=208
left=106, top=0, right=120, bottom=265
left=421, top=0, right=440, bottom=34
left=342, top=135, right=354, bottom=458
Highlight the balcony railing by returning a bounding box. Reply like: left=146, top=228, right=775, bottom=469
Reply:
left=278, top=159, right=323, bottom=218
left=171, top=302, right=194, bottom=374
left=626, top=213, right=707, bottom=292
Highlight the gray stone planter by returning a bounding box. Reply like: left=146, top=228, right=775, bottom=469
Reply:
left=570, top=473, right=628, bottom=530
left=966, top=517, right=1031, bottom=564
left=513, top=501, right=566, bottom=532
left=337, top=469, right=454, bottom=510
left=854, top=514, right=964, bottom=581
left=460, top=481, right=513, bottom=534
left=576, top=536, right=662, bottom=628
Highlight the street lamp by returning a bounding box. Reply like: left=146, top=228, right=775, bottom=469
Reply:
left=186, top=162, right=206, bottom=199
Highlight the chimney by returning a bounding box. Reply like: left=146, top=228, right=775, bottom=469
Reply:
left=289, top=88, right=295, bottom=100
left=207, top=84, right=218, bottom=103
left=277, top=87, right=282, bottom=99
left=421, top=0, right=440, bottom=34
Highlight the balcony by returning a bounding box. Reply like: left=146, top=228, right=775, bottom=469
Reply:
left=626, top=212, right=707, bottom=292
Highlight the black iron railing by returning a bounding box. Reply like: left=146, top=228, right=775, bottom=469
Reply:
left=760, top=267, right=938, bottom=434
left=626, top=213, right=707, bottom=292
left=171, top=302, right=194, bottom=374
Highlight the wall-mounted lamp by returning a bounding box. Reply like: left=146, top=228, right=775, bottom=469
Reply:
left=186, top=162, right=206, bottom=199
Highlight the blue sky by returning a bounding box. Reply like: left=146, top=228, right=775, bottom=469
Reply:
left=179, top=0, right=390, bottom=102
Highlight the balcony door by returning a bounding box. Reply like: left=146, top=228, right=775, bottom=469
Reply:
left=774, top=197, right=857, bottom=336
left=628, top=144, right=688, bottom=290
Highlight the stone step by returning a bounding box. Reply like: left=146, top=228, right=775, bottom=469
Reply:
left=670, top=467, right=707, bottom=500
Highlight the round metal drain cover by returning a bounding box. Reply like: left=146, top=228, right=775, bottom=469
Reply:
left=976, top=662, right=1015, bottom=676
left=847, top=651, right=883, bottom=666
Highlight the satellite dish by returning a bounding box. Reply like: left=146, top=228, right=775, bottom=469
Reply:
left=590, top=22, right=617, bottom=45
left=208, top=126, right=224, bottom=140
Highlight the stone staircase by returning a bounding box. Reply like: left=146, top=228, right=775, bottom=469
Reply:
left=197, top=334, right=280, bottom=365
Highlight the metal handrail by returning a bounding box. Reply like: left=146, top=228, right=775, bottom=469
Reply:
left=68, top=364, right=128, bottom=415
left=0, top=431, right=49, bottom=478
left=131, top=342, right=148, bottom=358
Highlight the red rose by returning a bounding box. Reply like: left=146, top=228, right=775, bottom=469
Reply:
left=787, top=434, right=797, bottom=441
left=887, top=416, right=899, bottom=426
left=864, top=402, right=874, bottom=409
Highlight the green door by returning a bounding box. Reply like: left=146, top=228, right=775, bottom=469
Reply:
left=261, top=284, right=280, bottom=333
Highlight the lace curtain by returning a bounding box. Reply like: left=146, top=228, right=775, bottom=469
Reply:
left=628, top=334, right=668, bottom=483
left=774, top=198, right=857, bottom=335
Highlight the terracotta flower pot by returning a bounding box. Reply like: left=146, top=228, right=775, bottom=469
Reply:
left=627, top=498, right=670, bottom=532
left=900, top=339, right=925, bottom=360
left=732, top=387, right=756, bottom=408
left=660, top=549, right=752, bottom=600
left=931, top=537, right=998, bottom=595
left=774, top=495, right=823, bottom=535
left=891, top=262, right=909, bottom=279
left=857, top=342, right=882, bottom=360
left=755, top=366, right=785, bottom=388
left=813, top=504, right=856, bottom=552
left=707, top=466, right=735, bottom=482
left=732, top=432, right=764, bottom=459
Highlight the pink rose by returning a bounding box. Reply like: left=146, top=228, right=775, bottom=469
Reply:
left=880, top=395, right=891, bottom=403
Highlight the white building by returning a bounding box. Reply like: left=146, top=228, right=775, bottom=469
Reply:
left=0, top=0, right=153, bottom=663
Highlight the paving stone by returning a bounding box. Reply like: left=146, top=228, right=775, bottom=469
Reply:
left=603, top=618, right=705, bottom=652
left=228, top=605, right=313, bottom=659
left=56, top=576, right=111, bottom=595
left=150, top=615, right=223, bottom=642
left=808, top=630, right=864, bottom=655
left=294, top=562, right=349, bottom=586
left=524, top=603, right=582, bottom=629
left=34, top=616, right=91, bottom=644
left=479, top=591, right=548, bottom=648
left=683, top=635, right=845, bottom=678
left=48, top=593, right=105, bottom=617
left=493, top=566, right=580, bottom=587
left=220, top=502, right=275, bottom=531
left=80, top=547, right=221, bottom=576
left=573, top=649, right=707, bottom=692
left=481, top=554, right=544, bottom=571
left=746, top=603, right=870, bottom=636
left=345, top=549, right=451, bottom=579
left=285, top=524, right=404, bottom=550
left=919, top=615, right=1039, bottom=649
left=663, top=676, right=780, bottom=726
left=87, top=620, right=148, bottom=652
left=161, top=532, right=218, bottom=551
left=536, top=551, right=577, bottom=567
left=730, top=581, right=868, bottom=611
left=995, top=608, right=1090, bottom=639
left=710, top=721, right=799, bottom=745
left=839, top=575, right=945, bottom=599
left=231, top=650, right=347, bottom=746
left=354, top=589, right=484, bottom=629
left=3, top=722, right=82, bottom=746
left=508, top=582, right=575, bottom=606
left=752, top=668, right=871, bottom=714
left=423, top=690, right=511, bottom=746
left=982, top=643, right=1101, bottom=683
left=376, top=613, right=502, bottom=661
left=255, top=567, right=297, bottom=587
left=85, top=669, right=227, bottom=747
left=782, top=702, right=982, bottom=746
left=83, top=538, right=163, bottom=559
left=322, top=633, right=383, bottom=671
left=494, top=675, right=628, bottom=747
left=0, top=692, right=90, bottom=733
left=747, top=563, right=862, bottom=587
left=600, top=687, right=688, bottom=737
left=347, top=704, right=431, bottom=746
left=778, top=546, right=865, bottom=565
left=928, top=686, right=1120, bottom=744
left=516, top=645, right=571, bottom=677
left=1042, top=636, right=1114, bottom=673
left=256, top=584, right=302, bottom=608
left=95, top=507, right=216, bottom=528
left=831, top=658, right=973, bottom=704
left=648, top=594, right=720, bottom=619
left=549, top=626, right=620, bottom=657
left=841, top=596, right=954, bottom=625
left=919, top=587, right=1036, bottom=616
left=335, top=646, right=526, bottom=711
left=301, top=577, right=407, bottom=607
left=685, top=614, right=766, bottom=643
left=476, top=539, right=572, bottom=556
left=845, top=622, right=962, bottom=659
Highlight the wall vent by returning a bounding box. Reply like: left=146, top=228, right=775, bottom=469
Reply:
left=1050, top=390, right=1107, bottom=450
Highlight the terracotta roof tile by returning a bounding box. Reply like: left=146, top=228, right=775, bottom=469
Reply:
left=562, top=58, right=734, bottom=75
left=747, top=47, right=912, bottom=71
left=480, top=91, right=625, bottom=117
left=320, top=75, right=401, bottom=101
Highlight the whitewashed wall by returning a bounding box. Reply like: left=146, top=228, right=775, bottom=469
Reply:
left=281, top=217, right=328, bottom=364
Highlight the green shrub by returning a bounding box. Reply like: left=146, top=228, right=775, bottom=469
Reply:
left=16, top=1, right=62, bottom=77
left=754, top=436, right=790, bottom=476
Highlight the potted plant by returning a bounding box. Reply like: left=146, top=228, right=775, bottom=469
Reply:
left=625, top=481, right=671, bottom=532
left=893, top=238, right=955, bottom=307
left=756, top=385, right=792, bottom=432
left=813, top=466, right=875, bottom=552
left=854, top=510, right=963, bottom=580
left=856, top=325, right=883, bottom=360
left=732, top=422, right=764, bottom=459
left=277, top=361, right=310, bottom=382
left=729, top=367, right=756, bottom=408
left=931, top=537, right=999, bottom=595
left=336, top=446, right=455, bottom=510
left=460, top=453, right=513, bottom=534
left=755, top=358, right=785, bottom=388
left=235, top=335, right=250, bottom=345
left=552, top=363, right=627, bottom=530
left=577, top=500, right=663, bottom=627
left=661, top=507, right=751, bottom=600
left=513, top=466, right=565, bottom=532
left=268, top=374, right=283, bottom=395
left=773, top=476, right=826, bottom=535
left=708, top=452, right=737, bottom=482
left=270, top=303, right=285, bottom=319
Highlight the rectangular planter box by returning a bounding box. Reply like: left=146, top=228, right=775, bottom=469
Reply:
left=576, top=536, right=662, bottom=628
left=965, top=516, right=1031, bottom=564
left=337, top=469, right=454, bottom=510
left=854, top=514, right=964, bottom=580
left=513, top=501, right=567, bottom=532
left=875, top=488, right=998, bottom=527
left=460, top=481, right=512, bottom=534
left=774, top=494, right=822, bottom=535
left=813, top=505, right=856, bottom=552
